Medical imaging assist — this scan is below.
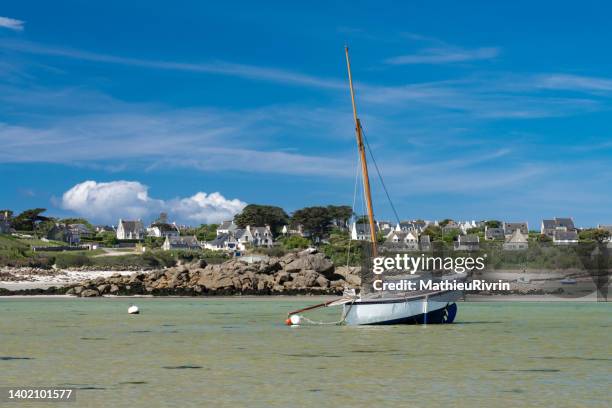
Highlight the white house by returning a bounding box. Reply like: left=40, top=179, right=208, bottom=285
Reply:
left=204, top=233, right=245, bottom=252
left=541, top=217, right=575, bottom=238
left=459, top=220, right=477, bottom=234
left=205, top=225, right=272, bottom=251
left=116, top=219, right=145, bottom=240
left=0, top=211, right=11, bottom=234
left=247, top=225, right=273, bottom=247
left=553, top=230, right=579, bottom=245
left=217, top=220, right=238, bottom=236
left=485, top=226, right=505, bottom=240
left=147, top=223, right=180, bottom=238
left=162, top=235, right=201, bottom=251
left=351, top=222, right=377, bottom=241
left=454, top=234, right=480, bottom=251
left=503, top=229, right=529, bottom=251
left=385, top=230, right=419, bottom=251
left=503, top=222, right=529, bottom=237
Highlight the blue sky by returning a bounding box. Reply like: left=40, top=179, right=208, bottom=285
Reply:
left=2, top=1, right=612, bottom=227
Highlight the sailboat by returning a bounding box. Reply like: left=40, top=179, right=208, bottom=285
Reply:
left=287, top=47, right=463, bottom=325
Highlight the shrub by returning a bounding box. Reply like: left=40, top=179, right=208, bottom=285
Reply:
left=54, top=254, right=92, bottom=268
left=279, top=235, right=311, bottom=250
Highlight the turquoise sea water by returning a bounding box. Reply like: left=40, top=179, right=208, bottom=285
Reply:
left=0, top=298, right=610, bottom=407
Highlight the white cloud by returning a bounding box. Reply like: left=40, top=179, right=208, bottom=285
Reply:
left=385, top=47, right=499, bottom=65
left=535, top=74, right=612, bottom=93
left=60, top=180, right=246, bottom=224
left=167, top=192, right=247, bottom=224
left=0, top=16, right=24, bottom=31
left=0, top=39, right=342, bottom=90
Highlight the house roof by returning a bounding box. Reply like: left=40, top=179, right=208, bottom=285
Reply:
left=167, top=235, right=200, bottom=246
left=459, top=234, right=479, bottom=243
left=249, top=226, right=270, bottom=235
left=553, top=230, right=578, bottom=241
left=354, top=223, right=377, bottom=234
left=387, top=231, right=417, bottom=241
left=504, top=222, right=528, bottom=231
left=119, top=220, right=144, bottom=233
left=506, top=229, right=528, bottom=243
left=209, top=233, right=230, bottom=246
left=543, top=218, right=575, bottom=230
left=150, top=222, right=178, bottom=232
left=485, top=227, right=505, bottom=238
left=555, top=218, right=575, bottom=229
left=218, top=220, right=235, bottom=230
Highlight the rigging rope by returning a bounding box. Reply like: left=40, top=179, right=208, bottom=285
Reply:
left=345, top=150, right=361, bottom=269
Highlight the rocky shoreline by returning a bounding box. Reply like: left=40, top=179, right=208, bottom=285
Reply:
left=0, top=249, right=362, bottom=297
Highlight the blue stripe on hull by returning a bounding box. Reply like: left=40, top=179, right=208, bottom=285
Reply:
left=366, top=303, right=458, bottom=325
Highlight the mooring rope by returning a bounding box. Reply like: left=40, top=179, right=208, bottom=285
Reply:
left=294, top=299, right=356, bottom=326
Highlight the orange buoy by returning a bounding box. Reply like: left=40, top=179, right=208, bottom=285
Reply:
left=285, top=318, right=292, bottom=326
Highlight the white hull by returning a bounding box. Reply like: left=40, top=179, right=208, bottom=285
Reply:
left=342, top=290, right=461, bottom=325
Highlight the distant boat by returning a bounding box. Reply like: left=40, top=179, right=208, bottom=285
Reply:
left=560, top=277, right=577, bottom=285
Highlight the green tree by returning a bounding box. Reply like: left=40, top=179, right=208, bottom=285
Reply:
left=579, top=228, right=611, bottom=243
left=59, top=218, right=94, bottom=230
left=234, top=204, right=288, bottom=235
left=326, top=205, right=353, bottom=227
left=467, top=227, right=484, bottom=235
left=291, top=206, right=334, bottom=242
left=280, top=235, right=311, bottom=250
left=422, top=225, right=442, bottom=241
left=195, top=224, right=218, bottom=241
left=0, top=209, right=13, bottom=219
left=354, top=215, right=370, bottom=225
left=485, top=220, right=502, bottom=228
left=536, top=234, right=552, bottom=243
left=36, top=219, right=58, bottom=238
left=439, top=219, right=453, bottom=227
left=13, top=208, right=50, bottom=231
left=100, top=231, right=119, bottom=247
left=442, top=229, right=461, bottom=243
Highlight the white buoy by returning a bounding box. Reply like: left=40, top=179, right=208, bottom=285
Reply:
left=290, top=314, right=301, bottom=325
left=128, top=305, right=140, bottom=315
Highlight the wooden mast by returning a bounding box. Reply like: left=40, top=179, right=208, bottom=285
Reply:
left=345, top=46, right=378, bottom=257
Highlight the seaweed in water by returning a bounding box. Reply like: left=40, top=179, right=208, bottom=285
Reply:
left=80, top=337, right=107, bottom=341
left=491, top=369, right=560, bottom=373
left=162, top=365, right=203, bottom=369
left=530, top=356, right=612, bottom=362
left=282, top=353, right=343, bottom=358
left=0, top=356, right=33, bottom=360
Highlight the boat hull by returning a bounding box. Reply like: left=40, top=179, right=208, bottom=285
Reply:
left=342, top=290, right=461, bottom=325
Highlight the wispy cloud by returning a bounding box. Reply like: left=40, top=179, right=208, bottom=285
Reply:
left=385, top=46, right=500, bottom=65
left=535, top=73, right=612, bottom=93
left=0, top=39, right=344, bottom=90
left=0, top=16, right=24, bottom=31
